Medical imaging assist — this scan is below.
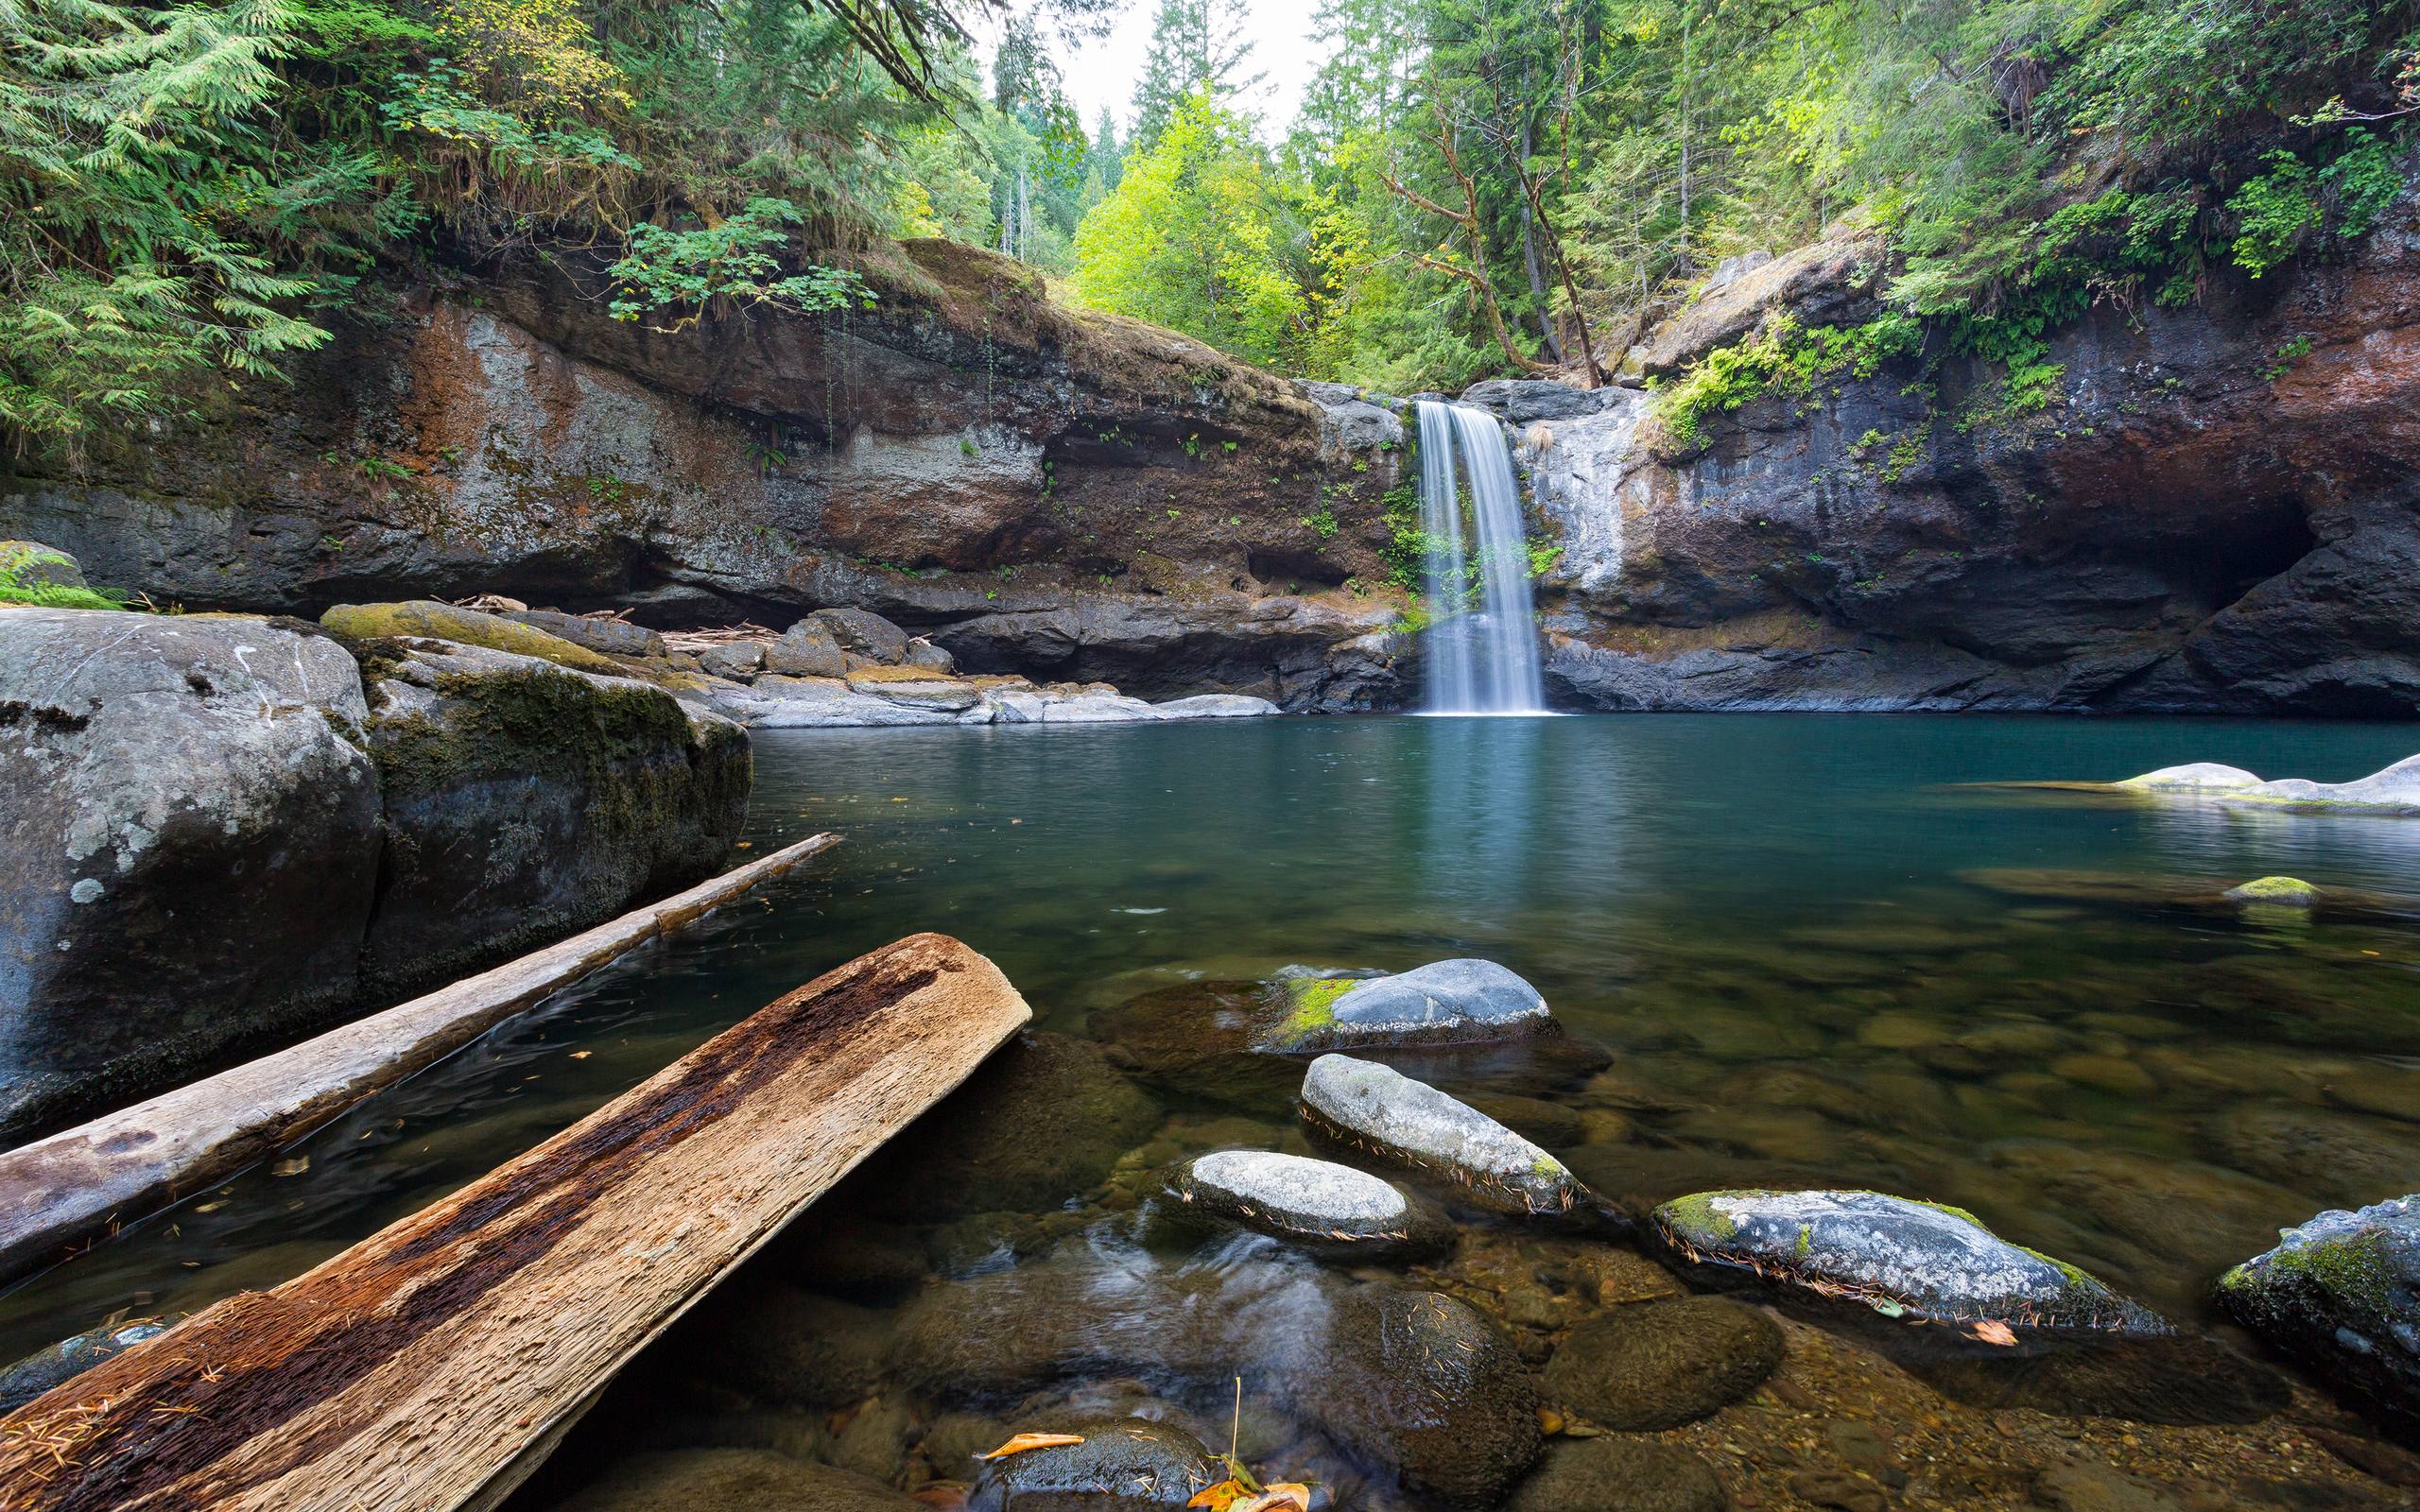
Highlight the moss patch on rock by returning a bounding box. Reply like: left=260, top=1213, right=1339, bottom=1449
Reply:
left=322, top=600, right=622, bottom=674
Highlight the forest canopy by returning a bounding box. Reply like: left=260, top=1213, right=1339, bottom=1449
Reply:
left=1, top=0, right=2413, bottom=448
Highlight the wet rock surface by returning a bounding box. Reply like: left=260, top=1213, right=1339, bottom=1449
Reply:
left=1652, top=1189, right=2167, bottom=1334
left=1167, top=1151, right=1450, bottom=1259
left=1504, top=1437, right=1727, bottom=1512
left=846, top=1034, right=1162, bottom=1221
left=1293, top=1285, right=1542, bottom=1510
left=0, top=1316, right=178, bottom=1412
left=1541, top=1296, right=1784, bottom=1430
left=549, top=1448, right=924, bottom=1511
left=1299, top=1054, right=1598, bottom=1218
left=2220, top=1195, right=2420, bottom=1427
left=967, top=1417, right=1218, bottom=1511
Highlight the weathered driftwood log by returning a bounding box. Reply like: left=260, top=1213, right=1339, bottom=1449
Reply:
left=0, top=932, right=1029, bottom=1511
left=0, top=833, right=840, bottom=1288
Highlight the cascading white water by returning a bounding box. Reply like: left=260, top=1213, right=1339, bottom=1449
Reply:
left=1415, top=400, right=1547, bottom=714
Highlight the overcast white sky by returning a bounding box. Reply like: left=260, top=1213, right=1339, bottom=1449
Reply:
left=975, top=0, right=1325, bottom=144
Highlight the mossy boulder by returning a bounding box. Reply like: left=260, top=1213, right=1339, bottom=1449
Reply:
left=1652, top=1189, right=2168, bottom=1335
left=1299, top=1054, right=1602, bottom=1220
left=0, top=609, right=382, bottom=1137
left=1297, top=1284, right=1542, bottom=1510
left=1257, top=958, right=1554, bottom=1054
left=353, top=637, right=750, bottom=999
left=547, top=1448, right=922, bottom=1511
left=2224, top=875, right=2320, bottom=909
left=0, top=540, right=86, bottom=591
left=2114, top=763, right=2262, bottom=793
left=1540, top=1296, right=1781, bottom=1431
left=845, top=1032, right=1161, bottom=1221
left=967, top=1416, right=1218, bottom=1511
left=2218, top=1195, right=2420, bottom=1427
left=321, top=599, right=621, bottom=674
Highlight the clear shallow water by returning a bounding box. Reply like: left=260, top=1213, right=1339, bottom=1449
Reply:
left=9, top=714, right=2420, bottom=1504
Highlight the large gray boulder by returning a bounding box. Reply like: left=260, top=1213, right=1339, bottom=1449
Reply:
left=503, top=609, right=665, bottom=659
left=1299, top=1054, right=1595, bottom=1218
left=968, top=1417, right=1218, bottom=1511
left=0, top=541, right=85, bottom=591
left=2219, top=1195, right=2420, bottom=1426
left=1152, top=694, right=1281, bottom=719
left=1167, top=1150, right=1450, bottom=1259
left=812, top=606, right=910, bottom=664
left=349, top=637, right=750, bottom=999
left=1261, top=959, right=1554, bottom=1054
left=1653, top=1189, right=2167, bottom=1335
left=765, top=618, right=847, bottom=677
left=0, top=609, right=381, bottom=1137
left=2115, top=763, right=2263, bottom=793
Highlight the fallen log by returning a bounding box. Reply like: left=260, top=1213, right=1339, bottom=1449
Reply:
left=0, top=932, right=1031, bottom=1511
left=0, top=832, right=839, bottom=1288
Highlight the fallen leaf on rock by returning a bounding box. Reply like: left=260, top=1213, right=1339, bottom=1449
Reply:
left=1188, top=1479, right=1253, bottom=1510
left=1970, top=1319, right=2019, bottom=1347
left=1538, top=1406, right=1566, bottom=1435
left=976, top=1433, right=1084, bottom=1460
left=1234, top=1487, right=1312, bottom=1512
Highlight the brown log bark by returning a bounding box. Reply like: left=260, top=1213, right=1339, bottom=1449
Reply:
left=0, top=933, right=1032, bottom=1512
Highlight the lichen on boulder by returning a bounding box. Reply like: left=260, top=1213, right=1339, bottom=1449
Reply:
left=2218, top=1195, right=2420, bottom=1426
left=1652, top=1189, right=2168, bottom=1335
left=2224, top=876, right=2321, bottom=909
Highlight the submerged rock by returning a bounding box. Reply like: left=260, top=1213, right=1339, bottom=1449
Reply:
left=845, top=1033, right=1160, bottom=1221
left=0, top=1315, right=178, bottom=1412
left=2218, top=1195, right=2420, bottom=1425
left=1295, top=1285, right=1542, bottom=1510
left=2115, top=763, right=2263, bottom=793
left=2224, top=875, right=2321, bottom=909
left=1653, top=1190, right=2168, bottom=1335
left=1258, top=959, right=1554, bottom=1054
left=1505, top=1437, right=1728, bottom=1512
left=547, top=1448, right=921, bottom=1511
left=967, top=1417, right=1218, bottom=1511
left=1541, top=1296, right=1782, bottom=1430
left=1299, top=1054, right=1599, bottom=1219
left=1167, top=1150, right=1450, bottom=1259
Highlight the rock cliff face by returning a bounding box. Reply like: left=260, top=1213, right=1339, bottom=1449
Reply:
left=0, top=242, right=1413, bottom=712
left=1485, top=199, right=2420, bottom=714
left=9, top=211, right=2420, bottom=715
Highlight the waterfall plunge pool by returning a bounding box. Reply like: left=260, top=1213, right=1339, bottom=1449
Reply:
left=8, top=713, right=2420, bottom=1508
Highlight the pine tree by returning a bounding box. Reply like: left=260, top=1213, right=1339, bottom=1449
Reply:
left=1127, top=0, right=1264, bottom=151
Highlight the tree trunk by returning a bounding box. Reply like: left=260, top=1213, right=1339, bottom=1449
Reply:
left=0, top=934, right=1033, bottom=1512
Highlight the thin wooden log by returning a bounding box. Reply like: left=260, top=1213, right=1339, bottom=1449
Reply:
left=0, top=932, right=1031, bottom=1511
left=0, top=833, right=841, bottom=1288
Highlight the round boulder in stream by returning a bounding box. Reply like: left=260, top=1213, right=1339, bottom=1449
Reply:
left=1296, top=1285, right=1542, bottom=1511
left=1167, top=1151, right=1452, bottom=1259
left=1258, top=959, right=1554, bottom=1053
left=1541, top=1296, right=1782, bottom=1431
left=968, top=1417, right=1219, bottom=1511
left=1299, top=1054, right=1599, bottom=1219
left=1652, top=1189, right=2169, bottom=1335
left=2218, top=1194, right=2420, bottom=1427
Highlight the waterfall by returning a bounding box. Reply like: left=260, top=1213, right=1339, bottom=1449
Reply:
left=1415, top=400, right=1547, bottom=715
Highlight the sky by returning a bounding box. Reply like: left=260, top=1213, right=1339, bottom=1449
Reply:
left=977, top=0, right=1326, bottom=145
